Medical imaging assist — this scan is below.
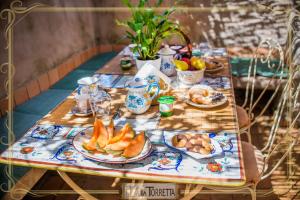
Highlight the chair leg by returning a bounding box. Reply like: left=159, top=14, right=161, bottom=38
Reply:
left=248, top=184, right=257, bottom=200
left=246, top=131, right=252, bottom=144
left=239, top=129, right=252, bottom=143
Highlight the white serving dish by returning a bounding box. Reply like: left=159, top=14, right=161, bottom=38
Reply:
left=176, top=68, right=205, bottom=85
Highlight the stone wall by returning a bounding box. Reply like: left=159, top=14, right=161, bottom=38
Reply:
left=0, top=0, right=97, bottom=99
left=0, top=0, right=294, bottom=99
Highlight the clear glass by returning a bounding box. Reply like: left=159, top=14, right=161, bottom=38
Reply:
left=89, top=89, right=112, bottom=126
left=75, top=94, right=90, bottom=113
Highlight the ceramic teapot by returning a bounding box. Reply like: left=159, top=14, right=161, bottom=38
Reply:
left=125, top=78, right=160, bottom=114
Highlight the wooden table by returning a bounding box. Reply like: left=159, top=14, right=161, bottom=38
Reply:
left=0, top=48, right=245, bottom=199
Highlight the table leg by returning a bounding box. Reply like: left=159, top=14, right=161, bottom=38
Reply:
left=111, top=177, right=121, bottom=187
left=138, top=180, right=144, bottom=184
left=181, top=184, right=203, bottom=200
left=183, top=184, right=191, bottom=196
left=127, top=179, right=146, bottom=200
left=137, top=180, right=146, bottom=200
left=57, top=171, right=98, bottom=200
left=128, top=179, right=135, bottom=200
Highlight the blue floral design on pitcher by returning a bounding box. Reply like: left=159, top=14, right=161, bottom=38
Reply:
left=125, top=79, right=159, bottom=114
left=127, top=95, right=145, bottom=110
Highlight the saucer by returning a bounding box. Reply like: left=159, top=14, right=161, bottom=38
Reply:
left=71, top=106, right=93, bottom=117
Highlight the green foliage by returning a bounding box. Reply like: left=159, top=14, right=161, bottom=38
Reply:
left=117, top=0, right=180, bottom=60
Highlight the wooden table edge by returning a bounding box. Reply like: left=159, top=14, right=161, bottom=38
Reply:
left=0, top=156, right=246, bottom=187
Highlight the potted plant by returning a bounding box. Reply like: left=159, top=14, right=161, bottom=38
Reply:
left=117, top=0, right=184, bottom=70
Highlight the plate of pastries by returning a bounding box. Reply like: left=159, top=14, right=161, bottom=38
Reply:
left=187, top=85, right=227, bottom=108
left=163, top=131, right=223, bottom=159
left=204, top=57, right=224, bottom=73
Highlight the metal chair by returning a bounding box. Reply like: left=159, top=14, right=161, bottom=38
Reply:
left=236, top=39, right=287, bottom=143
left=182, top=57, right=300, bottom=200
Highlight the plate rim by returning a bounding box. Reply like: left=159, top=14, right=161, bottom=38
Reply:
left=72, top=128, right=153, bottom=164
left=186, top=97, right=227, bottom=109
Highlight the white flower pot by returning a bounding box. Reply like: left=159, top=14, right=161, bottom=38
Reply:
left=135, top=56, right=161, bottom=70
left=176, top=68, right=205, bottom=85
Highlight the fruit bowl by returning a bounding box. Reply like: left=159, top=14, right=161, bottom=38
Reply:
left=176, top=68, right=205, bottom=85
left=173, top=57, right=206, bottom=85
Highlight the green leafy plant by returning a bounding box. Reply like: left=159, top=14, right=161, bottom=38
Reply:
left=117, top=0, right=182, bottom=60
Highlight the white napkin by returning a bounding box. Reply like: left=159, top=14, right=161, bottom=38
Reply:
left=77, top=77, right=97, bottom=85
left=134, top=63, right=173, bottom=88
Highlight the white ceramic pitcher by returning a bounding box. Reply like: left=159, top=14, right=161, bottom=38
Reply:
left=125, top=78, right=160, bottom=114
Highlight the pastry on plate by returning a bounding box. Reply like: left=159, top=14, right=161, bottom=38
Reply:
left=204, top=57, right=223, bottom=70
left=189, top=86, right=225, bottom=105
left=172, top=133, right=213, bottom=155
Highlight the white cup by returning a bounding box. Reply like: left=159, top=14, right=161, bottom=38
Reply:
left=77, top=76, right=98, bottom=95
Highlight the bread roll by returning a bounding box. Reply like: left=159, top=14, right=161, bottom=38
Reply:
left=201, top=134, right=211, bottom=143
left=172, top=133, right=213, bottom=155
left=188, top=145, right=201, bottom=153
left=189, top=138, right=197, bottom=145
left=204, top=144, right=213, bottom=152
left=201, top=140, right=211, bottom=148
left=189, top=88, right=210, bottom=97
left=191, top=96, right=211, bottom=105
left=199, top=147, right=211, bottom=155
left=194, top=138, right=203, bottom=145
left=172, top=135, right=187, bottom=148
left=184, top=133, right=194, bottom=140
left=185, top=141, right=194, bottom=149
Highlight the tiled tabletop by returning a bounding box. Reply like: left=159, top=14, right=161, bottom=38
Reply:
left=0, top=47, right=246, bottom=186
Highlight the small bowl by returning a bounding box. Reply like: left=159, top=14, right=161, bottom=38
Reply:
left=176, top=68, right=205, bottom=85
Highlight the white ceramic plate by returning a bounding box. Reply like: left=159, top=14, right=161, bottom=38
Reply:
left=163, top=132, right=223, bottom=160
left=187, top=85, right=227, bottom=108
left=72, top=128, right=152, bottom=164
left=186, top=97, right=227, bottom=109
